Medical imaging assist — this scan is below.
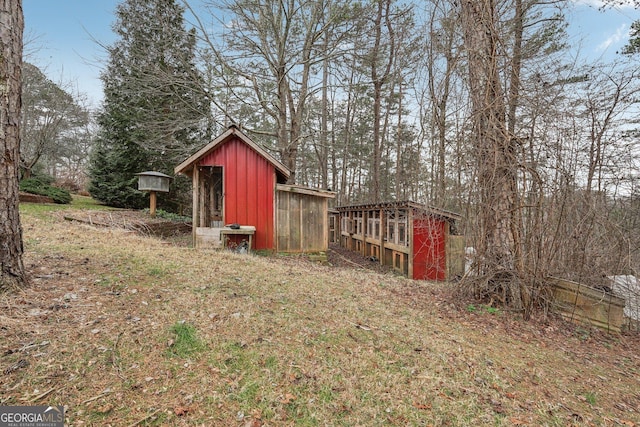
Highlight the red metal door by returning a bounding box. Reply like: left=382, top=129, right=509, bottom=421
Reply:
left=413, top=217, right=446, bottom=281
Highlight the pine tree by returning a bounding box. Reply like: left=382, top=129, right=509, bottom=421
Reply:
left=89, top=0, right=209, bottom=209
left=1, top=0, right=26, bottom=291
left=622, top=21, right=640, bottom=56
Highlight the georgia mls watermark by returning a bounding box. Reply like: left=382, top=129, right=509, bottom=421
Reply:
left=0, top=406, right=64, bottom=427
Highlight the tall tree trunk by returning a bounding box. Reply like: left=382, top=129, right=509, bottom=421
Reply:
left=426, top=4, right=457, bottom=204
left=460, top=0, right=527, bottom=313
left=507, top=0, right=523, bottom=137
left=319, top=32, right=330, bottom=189
left=0, top=0, right=26, bottom=291
left=339, top=55, right=358, bottom=205
left=395, top=75, right=403, bottom=199
left=370, top=1, right=383, bottom=202
left=276, top=62, right=292, bottom=181
left=370, top=0, right=395, bottom=203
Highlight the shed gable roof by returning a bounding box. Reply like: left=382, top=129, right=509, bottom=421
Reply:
left=174, top=125, right=290, bottom=180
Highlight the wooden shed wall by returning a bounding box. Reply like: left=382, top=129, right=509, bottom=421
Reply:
left=447, top=235, right=465, bottom=279
left=199, top=137, right=276, bottom=250
left=276, top=187, right=329, bottom=252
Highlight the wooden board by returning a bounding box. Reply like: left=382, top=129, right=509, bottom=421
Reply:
left=275, top=188, right=329, bottom=252
left=551, top=277, right=625, bottom=333
left=195, top=227, right=223, bottom=249
left=447, top=235, right=466, bottom=279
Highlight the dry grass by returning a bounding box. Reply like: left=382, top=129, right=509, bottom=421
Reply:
left=1, top=202, right=639, bottom=426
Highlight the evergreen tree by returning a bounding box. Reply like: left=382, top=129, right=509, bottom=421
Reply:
left=622, top=20, right=640, bottom=56
left=89, top=0, right=209, bottom=209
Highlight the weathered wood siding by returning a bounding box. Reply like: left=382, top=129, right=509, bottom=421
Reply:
left=275, top=185, right=332, bottom=252
left=447, top=235, right=466, bottom=279
left=551, top=278, right=626, bottom=332
left=195, top=227, right=223, bottom=249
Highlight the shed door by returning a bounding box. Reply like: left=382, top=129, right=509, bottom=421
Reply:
left=202, top=166, right=223, bottom=227
left=413, top=218, right=446, bottom=281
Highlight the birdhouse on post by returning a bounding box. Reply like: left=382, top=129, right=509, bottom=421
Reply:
left=136, top=171, right=172, bottom=217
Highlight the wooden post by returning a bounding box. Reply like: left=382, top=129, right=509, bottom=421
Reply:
left=192, top=166, right=199, bottom=245
left=379, top=207, right=385, bottom=266
left=408, top=207, right=414, bottom=279
left=150, top=191, right=157, bottom=217
left=362, top=209, right=368, bottom=257
left=323, top=199, right=329, bottom=249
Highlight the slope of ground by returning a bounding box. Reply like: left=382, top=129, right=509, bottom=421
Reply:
left=1, top=202, right=639, bottom=426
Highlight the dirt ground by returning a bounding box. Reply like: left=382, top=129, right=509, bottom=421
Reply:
left=62, top=209, right=397, bottom=274
left=327, top=243, right=396, bottom=275
left=56, top=208, right=640, bottom=346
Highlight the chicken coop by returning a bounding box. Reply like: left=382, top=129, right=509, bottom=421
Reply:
left=332, top=201, right=463, bottom=281
left=175, top=125, right=334, bottom=253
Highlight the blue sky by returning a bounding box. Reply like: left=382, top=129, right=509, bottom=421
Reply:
left=23, top=0, right=119, bottom=107
left=23, top=0, right=640, bottom=109
left=569, top=0, right=640, bottom=59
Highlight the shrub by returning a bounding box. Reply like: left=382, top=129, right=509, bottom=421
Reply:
left=20, top=177, right=72, bottom=204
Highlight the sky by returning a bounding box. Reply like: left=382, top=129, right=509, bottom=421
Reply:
left=23, top=0, right=640, bottom=109
left=23, top=0, right=119, bottom=108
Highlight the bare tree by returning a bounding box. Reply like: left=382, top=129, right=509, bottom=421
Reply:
left=422, top=0, right=462, bottom=204
left=0, top=0, right=26, bottom=291
left=541, top=61, right=640, bottom=283
left=191, top=0, right=352, bottom=184
left=334, top=53, right=366, bottom=205
left=579, top=64, right=640, bottom=195
left=367, top=0, right=395, bottom=202
left=20, top=62, right=90, bottom=180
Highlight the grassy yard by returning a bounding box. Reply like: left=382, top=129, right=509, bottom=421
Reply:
left=1, top=200, right=639, bottom=426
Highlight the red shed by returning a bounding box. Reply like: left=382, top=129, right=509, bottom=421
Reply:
left=175, top=125, right=334, bottom=252
left=333, top=201, right=463, bottom=281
